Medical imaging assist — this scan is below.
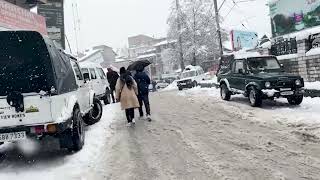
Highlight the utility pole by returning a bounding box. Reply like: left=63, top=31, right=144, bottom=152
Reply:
left=213, top=0, right=223, bottom=57
left=176, top=0, right=185, bottom=70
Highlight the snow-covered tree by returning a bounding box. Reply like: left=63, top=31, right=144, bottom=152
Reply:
left=167, top=0, right=228, bottom=66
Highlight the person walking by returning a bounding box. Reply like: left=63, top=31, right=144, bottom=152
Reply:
left=115, top=67, right=140, bottom=126
left=107, top=67, right=119, bottom=103
left=134, top=66, right=152, bottom=121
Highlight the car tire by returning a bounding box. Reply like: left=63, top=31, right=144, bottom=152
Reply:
left=248, top=86, right=262, bottom=107
left=287, top=95, right=303, bottom=105
left=178, top=86, right=183, bottom=91
left=193, top=81, right=198, bottom=87
left=67, top=108, right=85, bottom=152
left=220, top=84, right=231, bottom=101
left=83, top=98, right=103, bottom=125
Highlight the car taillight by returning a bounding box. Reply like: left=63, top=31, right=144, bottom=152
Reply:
left=30, top=125, right=45, bottom=134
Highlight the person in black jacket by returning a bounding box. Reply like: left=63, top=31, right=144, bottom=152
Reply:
left=107, top=68, right=119, bottom=103
left=134, top=66, right=152, bottom=121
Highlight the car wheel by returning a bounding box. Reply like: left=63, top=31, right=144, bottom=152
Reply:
left=68, top=108, right=85, bottom=152
left=193, top=81, right=198, bottom=87
left=178, top=86, right=183, bottom=91
left=287, top=95, right=303, bottom=105
left=220, top=84, right=231, bottom=101
left=83, top=98, right=103, bottom=125
left=248, top=87, right=262, bottom=107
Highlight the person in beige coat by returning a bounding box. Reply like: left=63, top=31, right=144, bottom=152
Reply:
left=115, top=67, right=140, bottom=126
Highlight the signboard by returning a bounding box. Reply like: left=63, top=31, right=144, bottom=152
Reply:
left=269, top=0, right=320, bottom=37
left=0, top=0, right=47, bottom=35
left=309, top=33, right=320, bottom=49
left=230, top=30, right=258, bottom=51
left=38, top=0, right=65, bottom=49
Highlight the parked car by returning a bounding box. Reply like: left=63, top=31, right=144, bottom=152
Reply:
left=177, top=65, right=206, bottom=90
left=156, top=80, right=169, bottom=89
left=0, top=31, right=103, bottom=152
left=217, top=55, right=304, bottom=107
left=80, top=62, right=111, bottom=105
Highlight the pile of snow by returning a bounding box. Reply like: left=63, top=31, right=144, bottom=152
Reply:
left=305, top=81, right=320, bottom=90
left=306, top=48, right=320, bottom=57
left=162, top=80, right=178, bottom=91
left=200, top=76, right=218, bottom=84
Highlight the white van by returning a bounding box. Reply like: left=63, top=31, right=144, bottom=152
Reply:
left=79, top=62, right=111, bottom=104
left=177, top=65, right=205, bottom=90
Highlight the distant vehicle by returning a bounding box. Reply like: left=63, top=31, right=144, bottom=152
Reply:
left=217, top=54, right=305, bottom=107
left=80, top=62, right=111, bottom=105
left=156, top=80, right=169, bottom=89
left=0, top=31, right=103, bottom=152
left=177, top=65, right=205, bottom=90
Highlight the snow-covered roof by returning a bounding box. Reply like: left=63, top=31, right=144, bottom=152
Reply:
left=79, top=49, right=102, bottom=62
left=153, top=39, right=177, bottom=47
left=306, top=47, right=320, bottom=57
left=259, top=41, right=271, bottom=49
left=183, top=65, right=202, bottom=71
left=267, top=0, right=279, bottom=4
left=137, top=53, right=157, bottom=59
left=273, top=26, right=320, bottom=41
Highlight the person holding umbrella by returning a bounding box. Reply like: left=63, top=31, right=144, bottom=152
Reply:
left=134, top=65, right=152, bottom=121
left=115, top=67, right=140, bottom=126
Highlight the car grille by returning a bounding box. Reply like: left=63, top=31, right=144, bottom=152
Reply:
left=274, top=80, right=295, bottom=88
left=179, top=79, right=192, bottom=83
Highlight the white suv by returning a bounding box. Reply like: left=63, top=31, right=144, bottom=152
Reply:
left=0, top=31, right=102, bottom=152
left=80, top=62, right=111, bottom=105
left=177, top=65, right=205, bottom=90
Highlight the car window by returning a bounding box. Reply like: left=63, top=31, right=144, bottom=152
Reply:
left=81, top=68, right=90, bottom=80
left=233, top=61, right=244, bottom=73
left=90, top=68, right=97, bottom=79
left=71, top=61, right=83, bottom=80
left=97, top=68, right=106, bottom=79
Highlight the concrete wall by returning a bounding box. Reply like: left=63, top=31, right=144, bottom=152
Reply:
left=279, top=55, right=320, bottom=82
left=275, top=39, right=320, bottom=82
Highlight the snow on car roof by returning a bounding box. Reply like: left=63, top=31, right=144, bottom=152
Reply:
left=224, top=50, right=263, bottom=59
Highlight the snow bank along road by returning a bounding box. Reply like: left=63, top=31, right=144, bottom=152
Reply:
left=1, top=87, right=320, bottom=179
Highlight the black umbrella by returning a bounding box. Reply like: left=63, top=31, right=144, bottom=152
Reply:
left=127, top=60, right=152, bottom=71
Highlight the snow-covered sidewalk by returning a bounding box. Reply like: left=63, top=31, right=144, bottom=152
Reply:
left=0, top=104, right=121, bottom=180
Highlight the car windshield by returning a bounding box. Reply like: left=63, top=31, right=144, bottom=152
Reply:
left=182, top=71, right=196, bottom=78
left=247, top=57, right=281, bottom=73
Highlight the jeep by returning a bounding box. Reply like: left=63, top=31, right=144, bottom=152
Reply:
left=217, top=55, right=304, bottom=107
left=0, top=31, right=103, bottom=152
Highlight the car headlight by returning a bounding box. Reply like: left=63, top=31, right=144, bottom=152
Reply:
left=295, top=79, right=301, bottom=86
left=265, top=81, right=271, bottom=88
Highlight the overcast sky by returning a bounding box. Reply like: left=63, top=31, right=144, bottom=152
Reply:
left=64, top=0, right=270, bottom=53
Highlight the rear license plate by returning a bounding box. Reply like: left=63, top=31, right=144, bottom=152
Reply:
left=281, top=91, right=294, bottom=96
left=280, top=88, right=291, bottom=91
left=0, top=131, right=26, bottom=142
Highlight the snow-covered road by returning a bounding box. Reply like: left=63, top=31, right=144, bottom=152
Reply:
left=0, top=88, right=320, bottom=180
left=0, top=104, right=119, bottom=180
